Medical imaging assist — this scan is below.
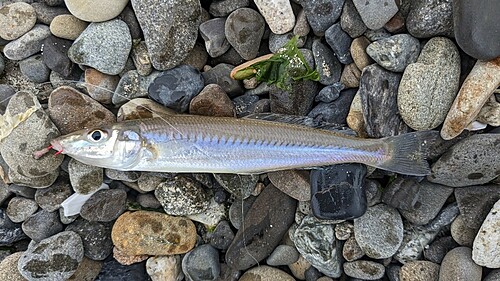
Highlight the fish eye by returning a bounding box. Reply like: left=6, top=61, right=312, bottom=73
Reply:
left=88, top=129, right=107, bottom=142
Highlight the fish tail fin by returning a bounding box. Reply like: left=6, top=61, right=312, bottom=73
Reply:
left=374, top=131, right=439, bottom=176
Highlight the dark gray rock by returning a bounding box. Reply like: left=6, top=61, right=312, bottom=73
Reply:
left=268, top=32, right=305, bottom=54
left=22, top=209, right=63, bottom=242
left=485, top=270, right=500, bottom=281
left=270, top=80, right=318, bottom=116
left=439, top=247, right=482, bottom=281
left=202, top=63, right=243, bottom=97
left=42, top=35, right=73, bottom=77
left=182, top=244, right=220, bottom=281
left=343, top=260, right=385, bottom=280
left=266, top=245, right=300, bottom=266
left=424, top=236, right=459, bottom=264
left=136, top=193, right=162, bottom=209
left=226, top=184, right=296, bottom=270
left=386, top=264, right=401, bottom=281
left=0, top=208, right=27, bottom=246
left=407, top=0, right=454, bottom=38
left=3, top=24, right=51, bottom=61
left=366, top=34, right=421, bottom=72
left=19, top=54, right=50, bottom=83
left=113, top=70, right=160, bottom=105
left=213, top=173, right=258, bottom=199
left=200, top=18, right=230, bottom=58
left=303, top=0, right=345, bottom=36
left=6, top=197, right=38, bottom=223
left=364, top=28, right=392, bottom=41
left=315, top=82, right=344, bottom=103
left=95, top=259, right=149, bottom=281
left=304, top=266, right=322, bottom=281
left=358, top=64, right=410, bottom=138
left=308, top=88, right=357, bottom=124
left=228, top=196, right=256, bottom=230
left=325, top=23, right=353, bottom=64
left=0, top=84, right=15, bottom=114
left=31, top=2, right=69, bottom=25
left=340, top=0, right=367, bottom=38
left=80, top=189, right=127, bottom=222
left=207, top=220, right=234, bottom=250
left=352, top=0, right=398, bottom=29
left=310, top=164, right=367, bottom=220
left=104, top=169, right=140, bottom=182
left=382, top=177, right=421, bottom=211
left=232, top=94, right=262, bottom=117
left=312, top=40, right=342, bottom=85
left=131, top=0, right=201, bottom=70
left=209, top=0, right=249, bottom=17
left=209, top=47, right=245, bottom=66
left=18, top=231, right=84, bottom=281
left=7, top=184, right=37, bottom=199
left=225, top=8, right=265, bottom=60
left=364, top=179, right=382, bottom=207
left=148, top=65, right=204, bottom=112
left=155, top=176, right=210, bottom=216
left=66, top=218, right=113, bottom=261
left=428, top=134, right=500, bottom=187
left=0, top=53, right=4, bottom=75
left=118, top=6, right=142, bottom=39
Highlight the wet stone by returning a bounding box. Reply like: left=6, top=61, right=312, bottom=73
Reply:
left=312, top=40, right=342, bottom=85
left=225, top=8, right=265, bottom=60
left=21, top=209, right=63, bottom=242
left=42, top=35, right=74, bottom=77
left=3, top=24, right=51, bottom=61
left=343, top=260, right=385, bottom=280
left=325, top=23, right=353, bottom=64
left=308, top=88, right=357, bottom=125
left=270, top=80, right=318, bottom=116
left=424, top=236, right=459, bottom=264
left=96, top=259, right=149, bottom=281
left=303, top=0, right=345, bottom=36
left=268, top=170, right=310, bottom=201
left=200, top=18, right=231, bottom=58
left=189, top=84, right=236, bottom=117
left=366, top=34, right=421, bottom=72
left=202, top=63, right=243, bottom=97
left=206, top=220, right=234, bottom=250
left=80, top=189, right=127, bottom=222
left=148, top=65, right=204, bottom=113
left=310, top=164, right=367, bottom=220
left=0, top=2, right=37, bottom=41
left=340, top=0, right=367, bottom=38
left=6, top=197, right=38, bottom=223
left=439, top=247, right=482, bottom=281
left=182, top=244, right=220, bottom=281
left=68, top=159, right=103, bottom=195
left=406, top=0, right=454, bottom=38
left=213, top=173, right=258, bottom=199
left=19, top=55, right=50, bottom=83
left=0, top=208, right=26, bottom=246
left=267, top=245, right=300, bottom=266
left=66, top=218, right=113, bottom=261
left=155, top=176, right=210, bottom=216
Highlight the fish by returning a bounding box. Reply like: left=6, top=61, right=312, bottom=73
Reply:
left=47, top=115, right=438, bottom=176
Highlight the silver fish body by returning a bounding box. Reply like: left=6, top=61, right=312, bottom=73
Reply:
left=51, top=116, right=436, bottom=176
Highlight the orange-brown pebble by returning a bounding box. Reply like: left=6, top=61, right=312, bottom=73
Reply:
left=113, top=247, right=149, bottom=265
left=84, top=68, right=120, bottom=104
left=340, top=63, right=362, bottom=88
left=350, top=36, right=373, bottom=71
left=111, top=211, right=196, bottom=256
left=189, top=84, right=236, bottom=117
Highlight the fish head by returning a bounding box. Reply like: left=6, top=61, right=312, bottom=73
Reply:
left=50, top=125, right=143, bottom=169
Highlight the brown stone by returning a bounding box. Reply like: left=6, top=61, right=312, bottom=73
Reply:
left=350, top=36, right=373, bottom=71
left=189, top=84, right=235, bottom=117
left=113, top=247, right=149, bottom=265
left=84, top=68, right=120, bottom=104
left=267, top=170, right=310, bottom=201
left=0, top=252, right=25, bottom=281
left=117, top=98, right=177, bottom=121
left=384, top=12, right=405, bottom=33
left=346, top=93, right=367, bottom=137
left=68, top=257, right=103, bottom=281
left=288, top=255, right=311, bottom=280
left=111, top=211, right=197, bottom=256
left=400, top=261, right=440, bottom=281
left=50, top=14, right=88, bottom=40
left=476, top=94, right=500, bottom=126
left=239, top=266, right=295, bottom=281
left=340, top=63, right=361, bottom=88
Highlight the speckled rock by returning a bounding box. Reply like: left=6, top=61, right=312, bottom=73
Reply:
left=130, top=40, right=152, bottom=76
left=428, top=134, right=500, bottom=187
left=50, top=14, right=88, bottom=40
left=343, top=236, right=364, bottom=261
left=18, top=231, right=84, bottom=281
left=146, top=255, right=183, bottom=281
left=113, top=70, right=161, bottom=106
left=303, top=0, right=345, bottom=36
left=407, top=0, right=454, bottom=38
left=68, top=19, right=132, bottom=75
left=31, top=2, right=69, bottom=25
left=80, top=189, right=127, bottom=222
left=268, top=170, right=310, bottom=201
left=439, top=247, right=482, bottom=281
left=202, top=63, right=243, bottom=97
left=340, top=63, right=362, bottom=89
left=225, top=8, right=265, bottom=60
left=213, top=173, right=258, bottom=199
left=111, top=211, right=197, bottom=255
left=199, top=18, right=230, bottom=58
left=398, top=37, right=460, bottom=130
left=270, top=79, right=318, bottom=115
left=3, top=24, right=51, bottom=61
left=0, top=208, right=27, bottom=245
left=0, top=2, right=37, bottom=40
left=366, top=34, right=421, bottom=72
left=254, top=0, right=295, bottom=34
left=64, top=0, right=129, bottom=22
left=189, top=84, right=235, bottom=117
left=477, top=95, right=500, bottom=127
left=155, top=176, right=210, bottom=216
left=353, top=0, right=397, bottom=29
left=239, top=266, right=294, bottom=281
left=293, top=9, right=310, bottom=37
left=67, top=257, right=102, bottom=281
left=131, top=0, right=201, bottom=70
left=0, top=252, right=25, bottom=281
left=399, top=261, right=440, bottom=281
left=95, top=258, right=149, bottom=280
left=472, top=199, right=500, bottom=268
left=340, top=0, right=367, bottom=38
left=113, top=247, right=148, bottom=266
left=186, top=198, right=226, bottom=227
left=312, top=40, right=342, bottom=85
left=48, top=86, right=116, bottom=134
left=66, top=218, right=113, bottom=261
left=22, top=209, right=63, bottom=242
left=68, top=159, right=103, bottom=195
left=6, top=197, right=38, bottom=223
left=209, top=0, right=249, bottom=17
left=343, top=260, right=385, bottom=280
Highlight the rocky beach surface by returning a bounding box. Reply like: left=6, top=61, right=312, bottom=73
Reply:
left=0, top=0, right=499, bottom=280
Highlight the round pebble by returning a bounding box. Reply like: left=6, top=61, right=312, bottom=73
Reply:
left=3, top=24, right=52, bottom=61
left=268, top=170, right=310, bottom=201
left=439, top=247, right=482, bottom=281
left=21, top=209, right=63, bottom=242
left=267, top=245, right=300, bottom=266
left=19, top=54, right=50, bottom=83
left=6, top=197, right=38, bottom=223
left=182, top=244, right=220, bottom=281
left=225, top=8, right=265, bottom=60
left=66, top=218, right=113, bottom=261
left=80, top=189, right=127, bottom=222
left=239, top=265, right=294, bottom=281
left=0, top=2, right=37, bottom=40
left=64, top=0, right=129, bottom=22
left=254, top=0, right=295, bottom=34
left=343, top=260, right=385, bottom=280
left=34, top=176, right=72, bottom=212
left=400, top=260, right=440, bottom=281
left=146, top=255, right=183, bottom=281
left=366, top=34, right=421, bottom=72
left=155, top=176, right=210, bottom=216
left=31, top=2, right=70, bottom=25
left=0, top=252, right=25, bottom=281
left=406, top=0, right=454, bottom=38
left=50, top=14, right=88, bottom=40
left=352, top=0, right=398, bottom=29
left=302, top=0, right=343, bottom=36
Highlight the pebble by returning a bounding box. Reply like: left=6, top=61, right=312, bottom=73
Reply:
left=206, top=220, right=234, bottom=250
left=131, top=0, right=200, bottom=70
left=428, top=134, right=500, bottom=187
left=226, top=184, right=296, bottom=270
left=84, top=68, right=119, bottom=104
left=382, top=177, right=420, bottom=211
left=8, top=170, right=60, bottom=190
left=18, top=231, right=84, bottom=281
left=450, top=215, right=477, bottom=247
left=19, top=54, right=50, bottom=83
left=68, top=257, right=103, bottom=281
left=288, top=255, right=311, bottom=280
left=239, top=265, right=294, bottom=281
left=354, top=203, right=403, bottom=259
left=113, top=247, right=148, bottom=266
left=303, top=0, right=344, bottom=36
left=267, top=170, right=310, bottom=201
left=267, top=245, right=300, bottom=266
left=315, top=82, right=343, bottom=103
left=117, top=97, right=176, bottom=121
left=312, top=40, right=342, bottom=85
left=202, top=63, right=244, bottom=97
left=22, top=209, right=63, bottom=242
left=310, top=164, right=368, bottom=220
left=454, top=0, right=500, bottom=60
left=80, top=189, right=127, bottom=222
left=130, top=41, right=152, bottom=76
left=406, top=0, right=454, bottom=38
left=343, top=236, right=365, bottom=261
left=0, top=2, right=37, bottom=40
left=96, top=259, right=149, bottom=281
left=155, top=176, right=210, bottom=216
left=189, top=84, right=235, bottom=117
left=42, top=35, right=74, bottom=77
left=136, top=193, right=162, bottom=209
left=1, top=91, right=63, bottom=181
left=65, top=0, right=129, bottom=22
left=358, top=64, right=410, bottom=137
left=50, top=14, right=87, bottom=41
left=325, top=23, right=352, bottom=64
left=0, top=252, right=25, bottom=281
left=293, top=9, right=310, bottom=37
left=182, top=244, right=220, bottom=281
left=68, top=158, right=103, bottom=194
left=105, top=169, right=140, bottom=183
left=270, top=79, right=318, bottom=115
left=209, top=0, right=249, bottom=17
left=66, top=218, right=113, bottom=261
left=398, top=37, right=460, bottom=130
left=268, top=32, right=305, bottom=53
left=31, top=2, right=70, bottom=25
left=68, top=19, right=132, bottom=75
left=225, top=8, right=265, bottom=60
left=255, top=0, right=294, bottom=34
left=343, top=260, right=385, bottom=280
left=182, top=44, right=209, bottom=72
left=0, top=54, right=4, bottom=76
left=352, top=0, right=397, bottom=29
left=293, top=216, right=342, bottom=278
left=485, top=270, right=500, bottom=281
left=3, top=24, right=51, bottom=61
left=424, top=236, right=459, bottom=264
left=6, top=197, right=38, bottom=223
left=472, top=198, right=500, bottom=268
left=113, top=70, right=160, bottom=105
left=111, top=211, right=197, bottom=255
left=213, top=173, right=257, bottom=199
left=148, top=65, right=204, bottom=113
left=146, top=255, right=183, bottom=281
left=0, top=85, right=16, bottom=115
left=439, top=247, right=482, bottom=281
left=335, top=222, right=354, bottom=240
left=340, top=63, right=361, bottom=88
left=0, top=208, right=27, bottom=245
left=350, top=36, right=373, bottom=71
left=228, top=196, right=256, bottom=230
left=137, top=172, right=166, bottom=192
left=366, top=34, right=421, bottom=72
left=117, top=5, right=142, bottom=39
left=477, top=95, right=500, bottom=126
left=340, top=0, right=367, bottom=38
left=186, top=198, right=226, bottom=227
left=399, top=261, right=440, bottom=281
left=441, top=57, right=500, bottom=140
left=7, top=184, right=36, bottom=199
left=199, top=18, right=230, bottom=58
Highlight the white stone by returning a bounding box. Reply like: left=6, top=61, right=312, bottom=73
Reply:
left=146, top=255, right=183, bottom=281
left=64, top=0, right=129, bottom=22
left=254, top=0, right=295, bottom=34
left=473, top=199, right=500, bottom=268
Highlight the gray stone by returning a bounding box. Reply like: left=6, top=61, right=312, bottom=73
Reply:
left=6, top=197, right=38, bottom=223
left=130, top=40, right=152, bottom=76
left=340, top=0, right=367, bottom=38
left=366, top=34, right=421, bottom=72
left=472, top=198, right=500, bottom=268
left=267, top=245, right=300, bottom=266
left=406, top=0, right=454, bottom=38
left=155, top=176, right=210, bottom=216
left=136, top=193, right=162, bottom=209
left=7, top=184, right=36, bottom=199
left=270, top=79, right=318, bottom=116
left=209, top=0, right=249, bottom=17
left=293, top=216, right=342, bottom=278
left=0, top=84, right=15, bottom=114
left=200, top=18, right=230, bottom=58
left=315, top=83, right=344, bottom=103
left=66, top=218, right=113, bottom=261
left=439, top=247, right=482, bottom=281
left=225, top=8, right=265, bottom=60
left=80, top=189, right=127, bottom=222
left=303, top=0, right=345, bottom=36
left=96, top=258, right=150, bottom=280
left=352, top=0, right=398, bottom=29
left=364, top=28, right=392, bottom=41
left=354, top=204, right=403, bottom=259
left=308, top=88, right=356, bottom=124
left=485, top=270, right=500, bottom=281
left=42, top=35, right=74, bottom=77
left=0, top=208, right=27, bottom=246
left=312, top=40, right=342, bottom=85
left=428, top=134, right=500, bottom=187
left=18, top=231, right=84, bottom=281
left=0, top=2, right=36, bottom=40
left=206, top=220, right=234, bottom=251
left=343, top=260, right=385, bottom=280
left=21, top=209, right=63, bottom=242
left=267, top=170, right=310, bottom=201
left=382, top=177, right=421, bottom=211
left=131, top=0, right=201, bottom=70
left=239, top=266, right=294, bottom=281
left=104, top=169, right=140, bottom=183
left=68, top=159, right=103, bottom=195
left=113, top=70, right=161, bottom=106
left=19, top=54, right=50, bottom=83
left=31, top=2, right=69, bottom=25
left=202, top=63, right=243, bottom=97
left=398, top=37, right=460, bottom=130
left=137, top=172, right=167, bottom=193
left=325, top=23, right=353, bottom=64
left=0, top=53, right=4, bottom=76
left=68, top=19, right=132, bottom=75
left=182, top=244, right=220, bottom=281
left=213, top=173, right=258, bottom=199
left=228, top=196, right=256, bottom=230
left=8, top=171, right=59, bottom=190
left=254, top=0, right=295, bottom=34
left=342, top=236, right=364, bottom=261
left=335, top=222, right=354, bottom=240
left=181, top=42, right=208, bottom=71
left=365, top=179, right=382, bottom=207
left=3, top=24, right=51, bottom=61
left=424, top=236, right=459, bottom=264
left=386, top=265, right=401, bottom=281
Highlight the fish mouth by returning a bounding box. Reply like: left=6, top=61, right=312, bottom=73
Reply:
left=50, top=139, right=64, bottom=154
